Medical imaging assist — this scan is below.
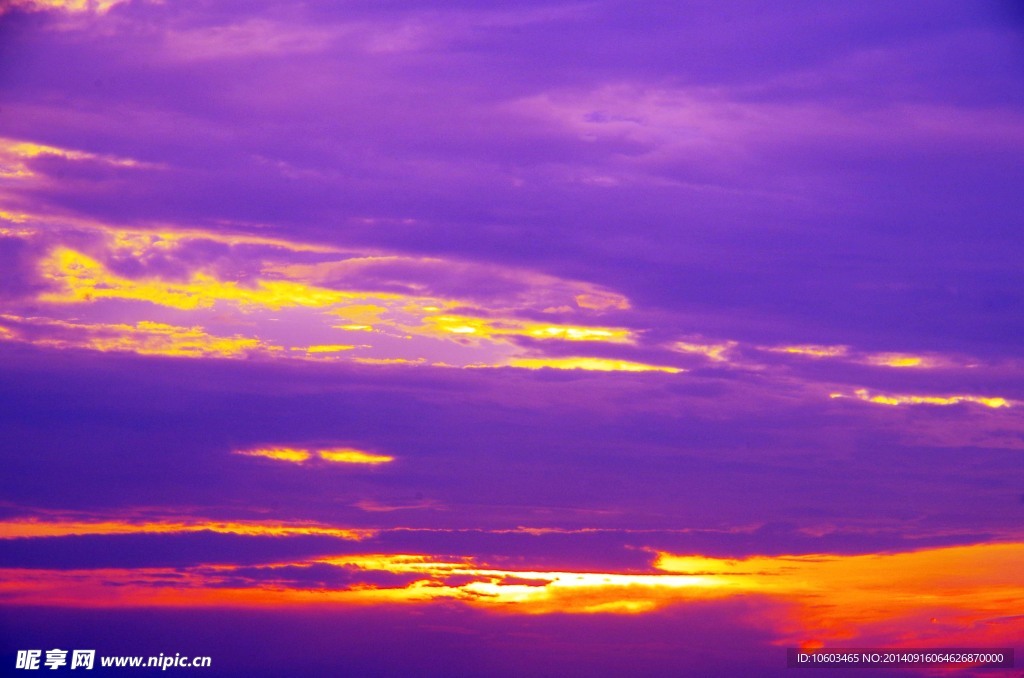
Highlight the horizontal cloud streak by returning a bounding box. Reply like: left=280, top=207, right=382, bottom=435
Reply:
left=2, top=531, right=1021, bottom=650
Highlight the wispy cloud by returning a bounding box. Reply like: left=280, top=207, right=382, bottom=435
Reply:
left=235, top=446, right=394, bottom=466
left=831, top=388, right=1012, bottom=409
left=0, top=517, right=373, bottom=540
left=2, top=220, right=663, bottom=371
left=1, top=0, right=129, bottom=17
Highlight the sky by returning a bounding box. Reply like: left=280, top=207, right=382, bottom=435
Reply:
left=0, top=0, right=1022, bottom=675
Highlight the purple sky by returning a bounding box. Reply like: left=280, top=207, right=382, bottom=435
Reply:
left=1, top=1, right=1023, bottom=675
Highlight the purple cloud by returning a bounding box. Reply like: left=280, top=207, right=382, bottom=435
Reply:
left=1, top=1, right=1022, bottom=674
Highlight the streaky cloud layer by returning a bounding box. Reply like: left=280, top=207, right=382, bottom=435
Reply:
left=1, top=528, right=1021, bottom=651
left=1, top=0, right=1022, bottom=674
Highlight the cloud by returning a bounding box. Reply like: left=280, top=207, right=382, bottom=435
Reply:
left=500, top=357, right=683, bottom=374
left=0, top=315, right=283, bottom=358
left=234, top=447, right=311, bottom=464
left=0, top=136, right=150, bottom=177
left=656, top=542, right=1024, bottom=645
left=0, top=219, right=667, bottom=371
left=1, top=2, right=1023, bottom=671
left=2, top=2, right=1021, bottom=360
left=1, top=0, right=129, bottom=17
left=318, top=448, right=393, bottom=465
left=831, top=388, right=1012, bottom=409
left=38, top=247, right=357, bottom=311
left=0, top=516, right=372, bottom=540
left=160, top=19, right=338, bottom=62
left=759, top=343, right=955, bottom=369
left=2, top=537, right=1021, bottom=649
left=234, top=445, right=394, bottom=466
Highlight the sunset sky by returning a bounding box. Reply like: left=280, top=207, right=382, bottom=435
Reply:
left=1, top=1, right=1023, bottom=675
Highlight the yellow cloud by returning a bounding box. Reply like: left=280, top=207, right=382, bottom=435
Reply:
left=862, top=353, right=927, bottom=368
left=0, top=210, right=31, bottom=224
left=832, top=388, right=1011, bottom=409
left=354, top=357, right=427, bottom=366
left=235, top=446, right=394, bottom=465
left=309, top=553, right=727, bottom=613
left=298, top=344, right=357, bottom=354
left=0, top=315, right=280, bottom=358
left=266, top=256, right=630, bottom=316
left=19, top=225, right=653, bottom=369
left=318, top=448, right=394, bottom=465
left=39, top=247, right=362, bottom=311
left=235, top=447, right=312, bottom=463
left=763, top=342, right=945, bottom=369
left=417, top=314, right=634, bottom=344
left=20, top=241, right=993, bottom=381
left=0, top=136, right=143, bottom=177
left=503, top=357, right=682, bottom=373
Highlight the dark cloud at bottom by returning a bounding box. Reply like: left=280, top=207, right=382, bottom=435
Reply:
left=0, top=603, right=858, bottom=678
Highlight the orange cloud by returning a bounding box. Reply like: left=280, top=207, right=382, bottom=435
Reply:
left=1, top=540, right=1020, bottom=650
left=656, top=542, right=1024, bottom=646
